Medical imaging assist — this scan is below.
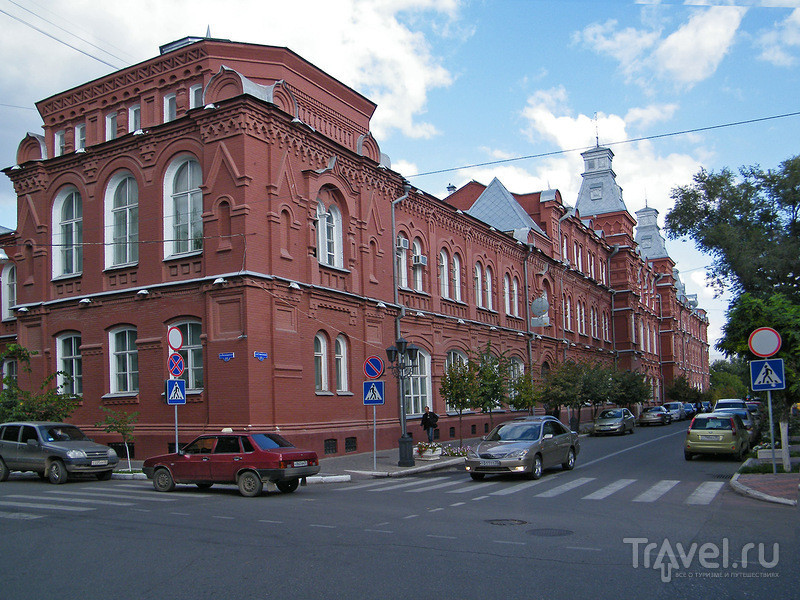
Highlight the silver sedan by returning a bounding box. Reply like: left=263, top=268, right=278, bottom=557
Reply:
left=464, top=417, right=580, bottom=481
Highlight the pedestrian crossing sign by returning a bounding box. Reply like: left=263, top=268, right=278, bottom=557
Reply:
left=750, top=359, right=785, bottom=391
left=166, top=379, right=187, bottom=405
left=363, top=380, right=385, bottom=405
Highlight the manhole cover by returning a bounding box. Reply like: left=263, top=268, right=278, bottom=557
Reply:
left=712, top=474, right=731, bottom=480
left=486, top=519, right=528, bottom=526
left=527, top=528, right=573, bottom=537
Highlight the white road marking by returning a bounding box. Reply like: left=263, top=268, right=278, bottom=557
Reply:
left=489, top=477, right=555, bottom=496
left=581, top=479, right=637, bottom=500
left=633, top=480, right=680, bottom=503
left=7, top=494, right=132, bottom=507
left=0, top=511, right=44, bottom=520
left=405, top=480, right=464, bottom=493
left=535, top=477, right=595, bottom=498
left=369, top=479, right=432, bottom=492
left=685, top=481, right=726, bottom=505
left=335, top=480, right=397, bottom=491
left=0, top=501, right=94, bottom=512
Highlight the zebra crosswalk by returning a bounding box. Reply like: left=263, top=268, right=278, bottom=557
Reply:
left=337, top=474, right=728, bottom=506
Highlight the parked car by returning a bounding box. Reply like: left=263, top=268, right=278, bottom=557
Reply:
left=745, top=402, right=763, bottom=431
left=684, top=412, right=750, bottom=461
left=714, top=399, right=748, bottom=411
left=700, top=401, right=712, bottom=413
left=0, top=421, right=119, bottom=484
left=663, top=402, right=687, bottom=421
left=464, top=416, right=579, bottom=481
left=142, top=430, right=320, bottom=497
left=638, top=406, right=672, bottom=426
left=713, top=408, right=759, bottom=445
left=683, top=403, right=697, bottom=419
left=593, top=408, right=635, bottom=436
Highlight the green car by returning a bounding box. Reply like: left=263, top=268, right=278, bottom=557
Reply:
left=684, top=413, right=750, bottom=461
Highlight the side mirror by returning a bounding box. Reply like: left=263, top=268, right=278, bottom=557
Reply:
left=26, top=438, right=39, bottom=447
left=178, top=449, right=186, bottom=456
left=543, top=433, right=554, bottom=440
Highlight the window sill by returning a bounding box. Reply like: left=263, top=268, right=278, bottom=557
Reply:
left=337, top=391, right=354, bottom=396
left=315, top=391, right=334, bottom=396
left=318, top=263, right=350, bottom=275
left=164, top=250, right=203, bottom=262
left=104, top=262, right=139, bottom=273
left=52, top=272, right=83, bottom=282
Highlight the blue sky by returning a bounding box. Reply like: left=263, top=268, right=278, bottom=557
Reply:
left=2, top=0, right=800, bottom=359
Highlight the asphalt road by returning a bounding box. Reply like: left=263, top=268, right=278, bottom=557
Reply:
left=0, top=420, right=796, bottom=600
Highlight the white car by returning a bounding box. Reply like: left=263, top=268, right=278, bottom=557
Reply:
left=663, top=402, right=686, bottom=421
left=714, top=399, right=748, bottom=411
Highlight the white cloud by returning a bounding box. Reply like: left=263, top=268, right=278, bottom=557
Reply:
left=575, top=6, right=746, bottom=89
left=757, top=7, right=800, bottom=66
left=625, top=104, right=680, bottom=129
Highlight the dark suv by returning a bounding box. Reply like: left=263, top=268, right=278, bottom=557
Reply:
left=0, top=421, right=119, bottom=484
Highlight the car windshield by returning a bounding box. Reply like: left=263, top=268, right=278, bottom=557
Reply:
left=251, top=433, right=295, bottom=450
left=691, top=418, right=732, bottom=430
left=487, top=423, right=542, bottom=441
left=41, top=425, right=88, bottom=442
left=643, top=407, right=661, bottom=414
left=599, top=409, right=622, bottom=419
left=715, top=409, right=750, bottom=422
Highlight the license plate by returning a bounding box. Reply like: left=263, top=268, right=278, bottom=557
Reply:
left=699, top=435, right=721, bottom=441
left=91, top=460, right=108, bottom=466
left=293, top=460, right=308, bottom=467
left=479, top=460, right=500, bottom=467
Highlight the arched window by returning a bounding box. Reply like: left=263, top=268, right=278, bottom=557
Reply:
left=316, top=201, right=342, bottom=268
left=411, top=238, right=425, bottom=292
left=444, top=349, right=468, bottom=412
left=407, top=348, right=430, bottom=415
left=314, top=333, right=328, bottom=392
left=503, top=274, right=511, bottom=315
left=509, top=357, right=524, bottom=403
left=164, top=157, right=202, bottom=257
left=105, top=172, right=139, bottom=267
left=512, top=277, right=520, bottom=317
left=2, top=264, right=16, bottom=321
left=474, top=263, right=483, bottom=308
left=57, top=333, right=82, bottom=396
left=485, top=266, right=494, bottom=310
left=439, top=249, right=450, bottom=298
left=335, top=335, right=348, bottom=392
left=109, top=327, right=138, bottom=394
left=452, top=253, right=462, bottom=302
left=396, top=233, right=409, bottom=288
left=53, top=187, right=83, bottom=276
left=566, top=296, right=572, bottom=331
left=172, top=321, right=203, bottom=390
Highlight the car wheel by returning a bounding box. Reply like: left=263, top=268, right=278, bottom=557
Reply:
left=196, top=483, right=213, bottom=490
left=48, top=460, right=68, bottom=485
left=237, top=471, right=263, bottom=497
left=562, top=448, right=576, bottom=471
left=153, top=468, right=175, bottom=493
left=684, top=451, right=693, bottom=461
left=0, top=458, right=9, bottom=482
left=527, top=454, right=543, bottom=480
left=276, top=479, right=300, bottom=494
left=96, top=470, right=113, bottom=481
left=469, top=473, right=485, bottom=481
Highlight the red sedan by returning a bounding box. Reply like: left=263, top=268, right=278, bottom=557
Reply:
left=142, top=431, right=320, bottom=497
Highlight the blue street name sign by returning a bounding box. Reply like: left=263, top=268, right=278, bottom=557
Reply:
left=166, top=379, right=187, bottom=405
left=218, top=352, right=235, bottom=362
left=254, top=351, right=269, bottom=362
left=750, top=358, right=785, bottom=391
left=363, top=380, right=385, bottom=405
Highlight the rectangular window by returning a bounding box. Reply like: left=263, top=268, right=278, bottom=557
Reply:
left=105, top=112, right=118, bottom=141
left=111, top=329, right=138, bottom=393
left=129, top=105, right=141, bottom=132
left=75, top=124, right=86, bottom=150
left=164, top=93, right=177, bottom=122
left=54, top=130, right=66, bottom=157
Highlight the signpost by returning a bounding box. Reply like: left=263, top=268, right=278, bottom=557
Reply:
left=167, top=328, right=184, bottom=452
left=363, top=377, right=386, bottom=471
left=748, top=328, right=782, bottom=473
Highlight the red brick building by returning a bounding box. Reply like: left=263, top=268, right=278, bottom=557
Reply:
left=1, top=37, right=709, bottom=458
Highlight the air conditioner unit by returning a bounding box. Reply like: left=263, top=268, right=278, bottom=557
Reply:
left=396, top=237, right=409, bottom=250
left=412, top=255, right=428, bottom=266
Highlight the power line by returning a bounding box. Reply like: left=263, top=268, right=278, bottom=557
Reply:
left=0, top=6, right=122, bottom=69
left=407, top=110, right=800, bottom=178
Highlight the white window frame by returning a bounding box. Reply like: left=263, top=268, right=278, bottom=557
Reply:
left=335, top=335, right=348, bottom=392
left=512, top=277, right=520, bottom=317
left=172, top=321, right=203, bottom=391
left=163, top=156, right=203, bottom=258
left=75, top=124, right=86, bottom=150
left=485, top=266, right=494, bottom=311
left=2, top=359, right=17, bottom=389
left=52, top=187, right=83, bottom=277
left=164, top=93, right=177, bottom=122
left=189, top=84, right=203, bottom=109
left=109, top=327, right=138, bottom=394
left=444, top=349, right=468, bottom=412
left=316, top=202, right=343, bottom=268
left=503, top=274, right=511, bottom=315
left=105, top=172, right=139, bottom=268
left=475, top=263, right=483, bottom=308
left=314, top=333, right=328, bottom=392
left=411, top=239, right=424, bottom=292
left=452, top=253, right=462, bottom=302
left=54, top=130, right=66, bottom=157
left=128, top=105, right=141, bottom=133
left=57, top=333, right=82, bottom=396
left=105, top=112, right=117, bottom=141
left=406, top=348, right=430, bottom=416
left=396, top=234, right=409, bottom=288
left=439, top=249, right=450, bottom=299
left=2, top=264, right=16, bottom=321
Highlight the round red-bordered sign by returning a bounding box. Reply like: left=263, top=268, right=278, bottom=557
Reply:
left=364, top=355, right=385, bottom=379
left=748, top=327, right=781, bottom=358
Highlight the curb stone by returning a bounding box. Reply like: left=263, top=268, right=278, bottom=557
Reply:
left=728, top=458, right=798, bottom=507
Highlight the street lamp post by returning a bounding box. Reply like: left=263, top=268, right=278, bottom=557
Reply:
left=386, top=337, right=419, bottom=467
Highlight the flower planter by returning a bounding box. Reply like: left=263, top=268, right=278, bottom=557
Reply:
left=416, top=447, right=443, bottom=461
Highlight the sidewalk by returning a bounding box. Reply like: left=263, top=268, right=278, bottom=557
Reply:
left=729, top=459, right=799, bottom=507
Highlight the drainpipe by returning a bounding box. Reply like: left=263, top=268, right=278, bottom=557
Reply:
left=523, top=244, right=534, bottom=372
left=607, top=245, right=620, bottom=368
left=391, top=180, right=412, bottom=339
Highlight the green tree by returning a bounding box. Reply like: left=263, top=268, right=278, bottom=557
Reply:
left=709, top=359, right=748, bottom=401
left=0, top=345, right=80, bottom=423
left=508, top=371, right=538, bottom=415
left=610, top=369, right=652, bottom=408
left=439, top=359, right=477, bottom=447
left=665, top=375, right=702, bottom=405
left=540, top=361, right=582, bottom=421
left=665, top=157, right=800, bottom=301
left=470, top=342, right=510, bottom=428
left=95, top=406, right=139, bottom=471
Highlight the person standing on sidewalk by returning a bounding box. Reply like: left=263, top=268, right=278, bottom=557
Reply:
left=421, top=406, right=439, bottom=442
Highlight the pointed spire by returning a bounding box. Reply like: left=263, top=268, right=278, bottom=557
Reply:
left=206, top=25, right=211, bottom=38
